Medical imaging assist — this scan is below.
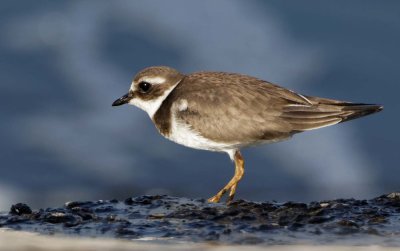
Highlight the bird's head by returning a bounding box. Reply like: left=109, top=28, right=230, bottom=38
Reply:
left=112, top=66, right=184, bottom=117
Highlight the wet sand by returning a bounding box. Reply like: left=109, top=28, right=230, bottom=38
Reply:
left=0, top=230, right=398, bottom=251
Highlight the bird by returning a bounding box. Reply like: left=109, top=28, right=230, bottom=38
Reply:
left=112, top=66, right=383, bottom=203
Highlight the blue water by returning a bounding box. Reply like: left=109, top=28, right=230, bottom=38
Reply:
left=0, top=0, right=399, bottom=210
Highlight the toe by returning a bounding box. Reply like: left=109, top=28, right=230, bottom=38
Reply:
left=207, top=195, right=221, bottom=203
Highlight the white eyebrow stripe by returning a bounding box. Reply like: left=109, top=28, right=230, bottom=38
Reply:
left=129, top=76, right=167, bottom=91
left=139, top=76, right=167, bottom=85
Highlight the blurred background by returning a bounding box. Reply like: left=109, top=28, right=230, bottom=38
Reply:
left=0, top=0, right=398, bottom=211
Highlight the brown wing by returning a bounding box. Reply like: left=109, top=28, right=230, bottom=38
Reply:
left=163, top=71, right=382, bottom=144
left=166, top=72, right=301, bottom=144
left=283, top=95, right=383, bottom=131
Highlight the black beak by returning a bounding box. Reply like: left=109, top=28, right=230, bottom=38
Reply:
left=112, top=93, right=131, bottom=106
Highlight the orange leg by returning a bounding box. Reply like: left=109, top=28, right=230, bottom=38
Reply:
left=208, top=150, right=245, bottom=203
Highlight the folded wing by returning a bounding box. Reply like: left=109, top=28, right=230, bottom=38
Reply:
left=168, top=72, right=382, bottom=145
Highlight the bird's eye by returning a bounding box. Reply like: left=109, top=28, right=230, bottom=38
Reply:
left=138, top=81, right=152, bottom=93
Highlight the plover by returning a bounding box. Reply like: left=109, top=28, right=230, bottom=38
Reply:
left=112, top=66, right=383, bottom=203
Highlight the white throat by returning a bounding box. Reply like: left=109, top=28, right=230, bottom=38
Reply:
left=128, top=80, right=180, bottom=118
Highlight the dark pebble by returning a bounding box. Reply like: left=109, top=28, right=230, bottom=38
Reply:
left=65, top=201, right=93, bottom=209
left=10, top=203, right=32, bottom=215
left=43, top=211, right=81, bottom=224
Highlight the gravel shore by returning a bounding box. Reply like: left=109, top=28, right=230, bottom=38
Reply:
left=1, top=193, right=400, bottom=247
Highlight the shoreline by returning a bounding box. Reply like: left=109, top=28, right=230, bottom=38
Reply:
left=0, top=230, right=398, bottom=251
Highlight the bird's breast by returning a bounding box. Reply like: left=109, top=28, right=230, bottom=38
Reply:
left=164, top=114, right=239, bottom=152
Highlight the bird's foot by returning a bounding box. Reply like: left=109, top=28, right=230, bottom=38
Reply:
left=207, top=195, right=221, bottom=203
left=207, top=189, right=226, bottom=203
left=207, top=185, right=236, bottom=204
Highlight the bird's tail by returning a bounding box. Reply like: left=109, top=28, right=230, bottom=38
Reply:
left=282, top=96, right=383, bottom=131
left=336, top=103, right=383, bottom=122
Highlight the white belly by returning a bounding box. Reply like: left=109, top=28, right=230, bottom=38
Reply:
left=165, top=116, right=238, bottom=153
